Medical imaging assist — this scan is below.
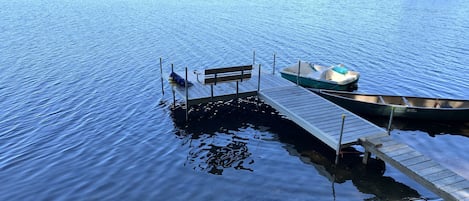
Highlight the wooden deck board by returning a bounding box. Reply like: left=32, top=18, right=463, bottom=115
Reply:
left=342, top=127, right=384, bottom=142
left=408, top=160, right=440, bottom=171
left=295, top=105, right=335, bottom=116
left=343, top=124, right=383, bottom=134
left=400, top=155, right=432, bottom=167
left=300, top=110, right=343, bottom=122
left=441, top=180, right=469, bottom=193
left=345, top=126, right=382, bottom=137
left=426, top=170, right=457, bottom=182
left=434, top=175, right=467, bottom=188
left=379, top=143, right=409, bottom=153
left=390, top=149, right=421, bottom=160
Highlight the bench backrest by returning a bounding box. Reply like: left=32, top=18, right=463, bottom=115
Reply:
left=204, top=65, right=253, bottom=84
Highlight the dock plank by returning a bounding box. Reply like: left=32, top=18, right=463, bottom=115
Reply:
left=427, top=170, right=457, bottom=182
left=378, top=143, right=409, bottom=153
left=408, top=160, right=440, bottom=171
left=441, top=180, right=469, bottom=193
left=400, top=155, right=432, bottom=167
left=390, top=149, right=421, bottom=160
left=434, top=175, right=467, bottom=188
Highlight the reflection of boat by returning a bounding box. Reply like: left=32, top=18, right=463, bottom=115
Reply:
left=280, top=61, right=359, bottom=91
left=311, top=89, right=469, bottom=121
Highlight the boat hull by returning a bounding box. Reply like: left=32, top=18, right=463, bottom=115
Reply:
left=312, top=90, right=469, bottom=122
left=281, top=72, right=358, bottom=91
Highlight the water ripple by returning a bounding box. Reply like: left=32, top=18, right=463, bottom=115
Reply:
left=1, top=0, right=469, bottom=200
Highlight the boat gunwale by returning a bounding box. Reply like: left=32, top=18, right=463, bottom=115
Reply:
left=317, top=89, right=469, bottom=111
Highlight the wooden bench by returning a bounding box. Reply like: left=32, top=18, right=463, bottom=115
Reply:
left=203, top=65, right=253, bottom=85
left=401, top=96, right=411, bottom=106
left=196, top=65, right=254, bottom=100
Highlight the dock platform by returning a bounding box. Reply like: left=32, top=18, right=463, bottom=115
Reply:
left=171, top=68, right=294, bottom=106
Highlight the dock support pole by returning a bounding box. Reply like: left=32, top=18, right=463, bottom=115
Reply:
left=387, top=107, right=395, bottom=135
left=297, top=60, right=301, bottom=86
left=257, top=64, right=261, bottom=93
left=171, top=89, right=175, bottom=108
left=253, top=50, right=256, bottom=65
left=210, top=85, right=214, bottom=101
left=185, top=67, right=189, bottom=122
left=160, top=58, right=164, bottom=95
left=257, top=64, right=261, bottom=107
left=236, top=81, right=239, bottom=99
left=362, top=151, right=370, bottom=165
left=272, top=53, right=276, bottom=75
left=335, top=114, right=346, bottom=165
left=171, top=64, right=175, bottom=107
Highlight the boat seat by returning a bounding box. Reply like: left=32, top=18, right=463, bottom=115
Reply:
left=378, top=96, right=385, bottom=104
left=402, top=97, right=411, bottom=106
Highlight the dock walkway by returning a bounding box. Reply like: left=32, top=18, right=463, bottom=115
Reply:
left=258, top=85, right=387, bottom=149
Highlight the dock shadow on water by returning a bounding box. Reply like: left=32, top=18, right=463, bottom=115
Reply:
left=170, top=97, right=422, bottom=200
left=170, top=97, right=275, bottom=175
left=364, top=116, right=469, bottom=138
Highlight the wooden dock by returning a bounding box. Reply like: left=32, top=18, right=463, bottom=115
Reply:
left=168, top=65, right=468, bottom=200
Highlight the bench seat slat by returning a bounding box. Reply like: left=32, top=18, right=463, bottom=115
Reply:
left=205, top=65, right=253, bottom=75
left=205, top=74, right=251, bottom=84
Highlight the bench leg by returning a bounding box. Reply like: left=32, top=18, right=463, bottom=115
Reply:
left=210, top=85, right=214, bottom=102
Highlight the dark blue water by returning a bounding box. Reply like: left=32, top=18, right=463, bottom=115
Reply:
left=1, top=0, right=468, bottom=200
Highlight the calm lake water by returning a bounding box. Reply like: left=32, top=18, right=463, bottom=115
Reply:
left=1, top=0, right=468, bottom=200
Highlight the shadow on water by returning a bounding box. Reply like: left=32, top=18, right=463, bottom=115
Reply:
left=362, top=115, right=469, bottom=138
left=170, top=98, right=279, bottom=175
left=169, top=97, right=422, bottom=200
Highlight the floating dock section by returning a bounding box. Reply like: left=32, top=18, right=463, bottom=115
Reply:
left=361, top=135, right=469, bottom=201
left=167, top=64, right=468, bottom=201
left=259, top=85, right=387, bottom=149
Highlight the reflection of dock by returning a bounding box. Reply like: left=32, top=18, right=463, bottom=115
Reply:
left=168, top=64, right=468, bottom=201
